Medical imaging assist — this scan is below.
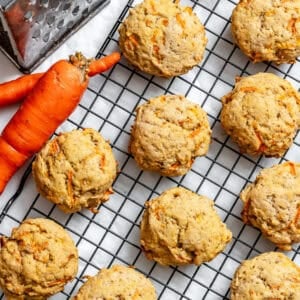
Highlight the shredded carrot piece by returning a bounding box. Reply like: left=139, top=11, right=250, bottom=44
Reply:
left=288, top=18, right=298, bottom=35
left=240, top=86, right=257, bottom=93
left=149, top=0, right=156, bottom=12
left=288, top=162, right=296, bottom=176
left=48, top=278, right=70, bottom=287
left=240, top=0, right=252, bottom=6
left=160, top=95, right=166, bottom=102
left=153, top=45, right=160, bottom=57
left=129, top=34, right=139, bottom=47
left=49, top=139, right=60, bottom=155
left=189, top=127, right=201, bottom=138
left=294, top=208, right=300, bottom=224
left=104, top=187, right=113, bottom=197
left=222, top=94, right=233, bottom=104
left=151, top=29, right=160, bottom=43
left=176, top=13, right=186, bottom=28
left=258, top=143, right=268, bottom=153
left=100, top=155, right=106, bottom=169
left=154, top=208, right=162, bottom=220
left=184, top=7, right=193, bottom=15
left=125, top=40, right=133, bottom=51
left=264, top=9, right=275, bottom=17
left=162, top=19, right=169, bottom=26
left=251, top=52, right=262, bottom=62
left=32, top=241, right=49, bottom=253
left=170, top=162, right=180, bottom=169
left=255, top=131, right=267, bottom=153
left=90, top=207, right=99, bottom=214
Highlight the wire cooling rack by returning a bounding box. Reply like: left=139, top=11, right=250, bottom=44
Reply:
left=1, top=0, right=300, bottom=299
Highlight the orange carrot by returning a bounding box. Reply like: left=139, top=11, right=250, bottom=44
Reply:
left=0, top=52, right=120, bottom=194
left=0, top=73, right=43, bottom=107
left=0, top=52, right=120, bottom=107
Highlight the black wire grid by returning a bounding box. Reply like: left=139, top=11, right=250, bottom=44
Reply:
left=1, top=0, right=300, bottom=299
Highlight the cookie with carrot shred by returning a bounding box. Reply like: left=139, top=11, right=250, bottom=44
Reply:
left=73, top=265, right=156, bottom=299
left=231, top=252, right=300, bottom=300
left=32, top=128, right=118, bottom=213
left=140, top=187, right=232, bottom=266
left=240, top=161, right=300, bottom=251
left=129, top=94, right=211, bottom=177
left=220, top=73, right=300, bottom=157
left=0, top=218, right=78, bottom=299
left=118, top=0, right=207, bottom=77
left=231, top=0, right=300, bottom=64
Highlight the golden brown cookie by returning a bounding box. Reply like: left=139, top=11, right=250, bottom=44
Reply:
left=231, top=0, right=300, bottom=64
left=130, top=95, right=211, bottom=176
left=220, top=73, right=300, bottom=157
left=231, top=252, right=300, bottom=300
left=0, top=218, right=78, bottom=300
left=240, top=161, right=300, bottom=251
left=140, top=187, right=232, bottom=266
left=73, top=265, right=156, bottom=300
left=118, top=0, right=207, bottom=77
left=32, top=128, right=118, bottom=213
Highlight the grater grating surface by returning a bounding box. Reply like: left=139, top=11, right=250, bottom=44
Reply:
left=0, top=0, right=110, bottom=72
left=0, top=0, right=300, bottom=299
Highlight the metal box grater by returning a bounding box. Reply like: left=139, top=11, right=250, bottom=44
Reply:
left=0, top=0, right=110, bottom=73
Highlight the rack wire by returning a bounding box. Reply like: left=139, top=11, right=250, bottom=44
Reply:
left=1, top=0, right=300, bottom=299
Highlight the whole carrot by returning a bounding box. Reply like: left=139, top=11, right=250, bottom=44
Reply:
left=0, top=52, right=120, bottom=107
left=0, top=52, right=120, bottom=194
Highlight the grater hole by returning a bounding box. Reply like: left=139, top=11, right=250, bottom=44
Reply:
left=72, top=6, right=80, bottom=16
left=24, top=11, right=33, bottom=22
left=39, top=0, right=49, bottom=7
left=46, top=14, right=55, bottom=26
left=50, top=0, right=60, bottom=9
left=43, top=32, right=50, bottom=42
left=57, top=19, right=64, bottom=29
left=62, top=2, right=72, bottom=11
left=32, top=28, right=41, bottom=39
left=82, top=8, right=89, bottom=17
left=86, top=0, right=93, bottom=3
left=66, top=20, right=74, bottom=30
left=35, top=13, right=44, bottom=24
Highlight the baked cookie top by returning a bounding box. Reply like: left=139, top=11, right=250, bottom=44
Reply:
left=118, top=0, right=207, bottom=77
left=140, top=187, right=232, bottom=266
left=231, top=0, right=300, bottom=64
left=220, top=73, right=300, bottom=157
left=0, top=218, right=78, bottom=299
left=73, top=265, right=156, bottom=300
left=240, top=161, right=300, bottom=251
left=130, top=94, right=211, bottom=176
left=32, top=128, right=118, bottom=213
left=231, top=252, right=300, bottom=300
